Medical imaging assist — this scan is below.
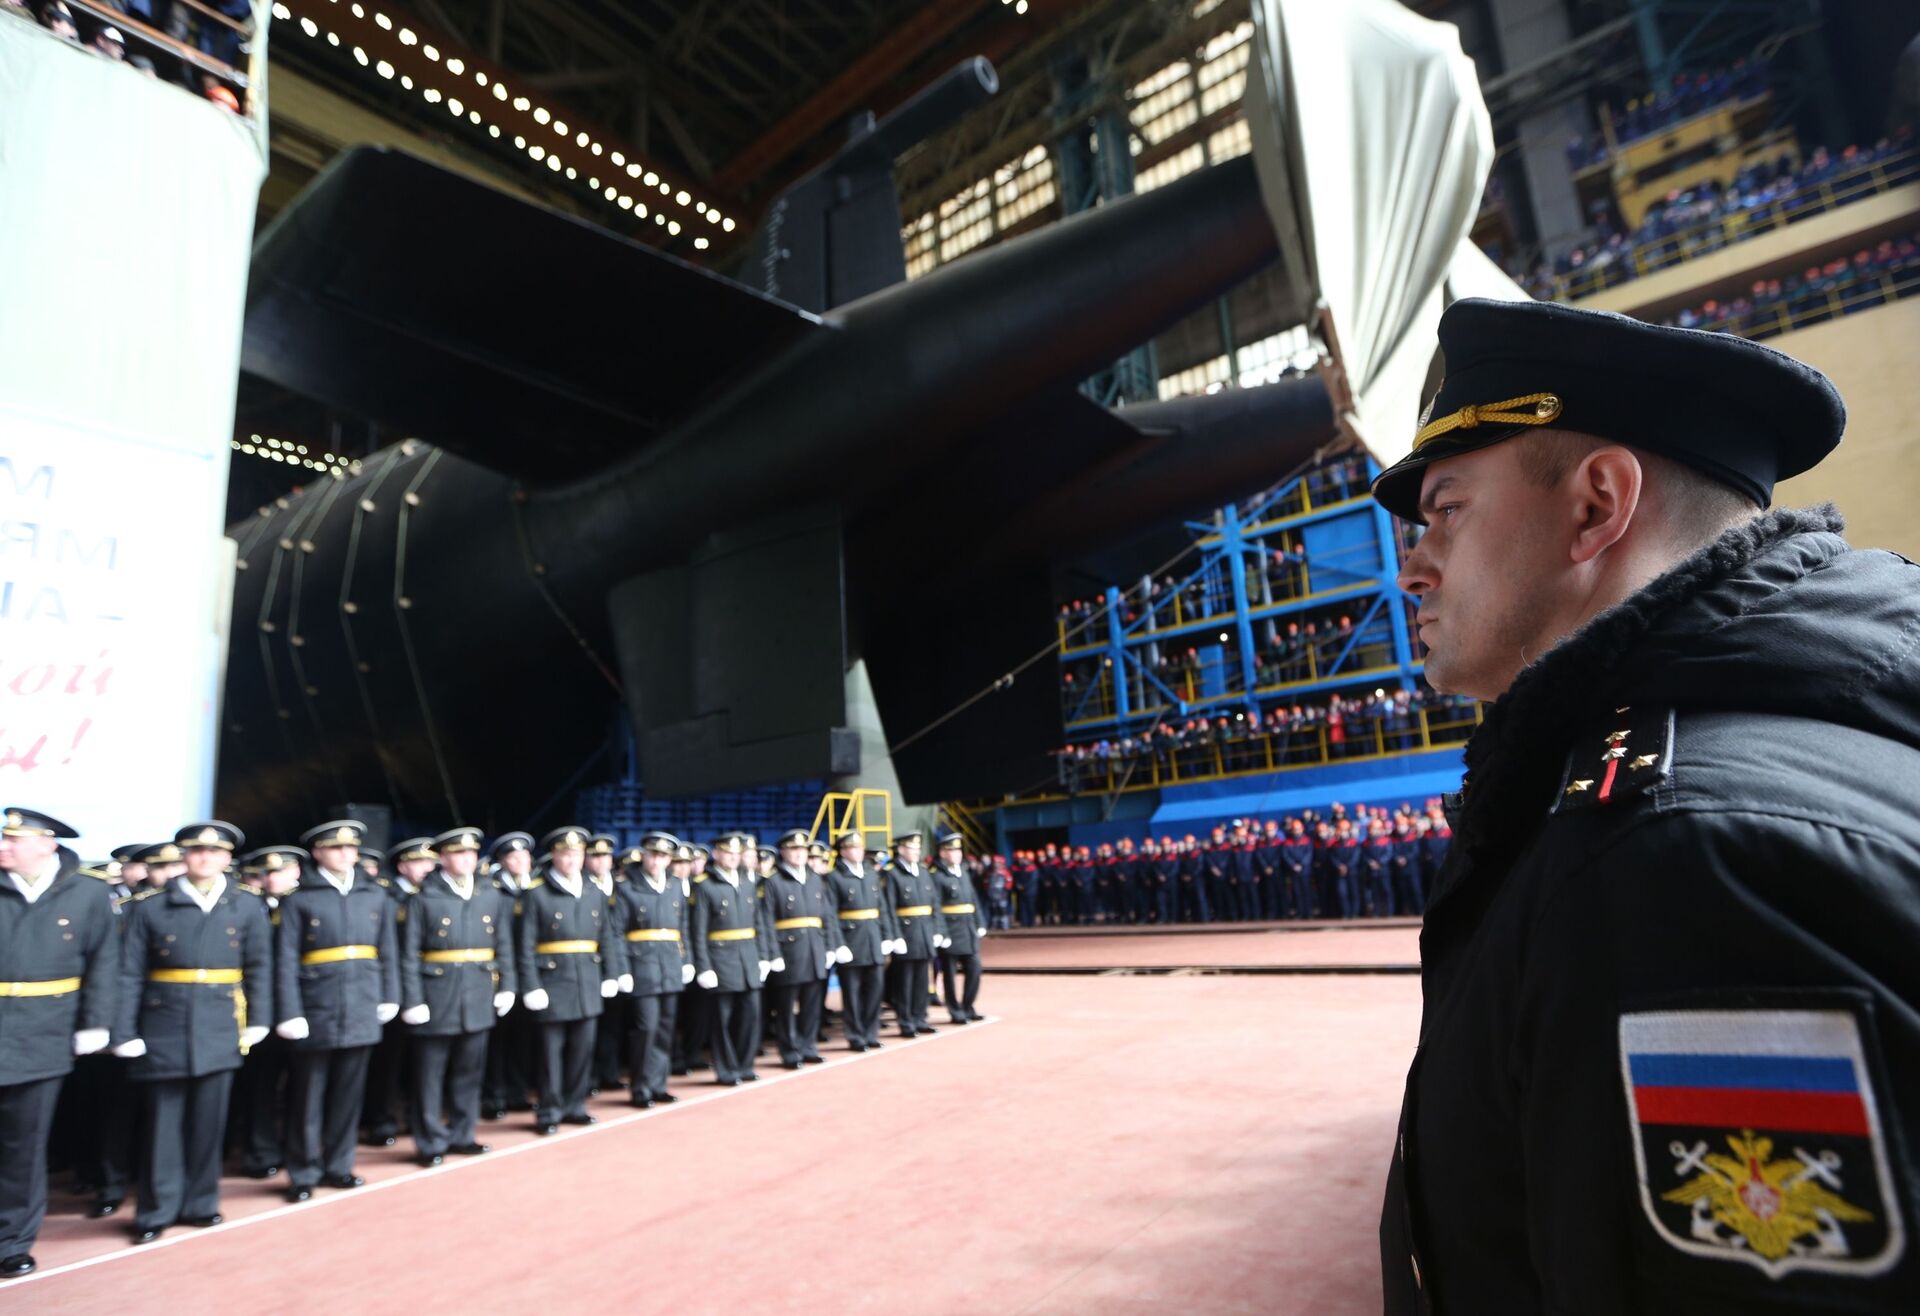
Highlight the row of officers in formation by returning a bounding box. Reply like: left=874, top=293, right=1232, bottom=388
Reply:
left=0, top=807, right=990, bottom=1278
left=1005, top=802, right=1452, bottom=926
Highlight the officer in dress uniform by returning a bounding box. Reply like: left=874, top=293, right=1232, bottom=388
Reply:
left=613, top=834, right=692, bottom=1108
left=931, top=832, right=986, bottom=1025
left=362, top=837, right=435, bottom=1149
left=479, top=830, right=536, bottom=1119
left=884, top=832, right=947, bottom=1037
left=0, top=808, right=116, bottom=1279
left=227, top=845, right=304, bottom=1180
left=583, top=833, right=627, bottom=1093
left=516, top=827, right=625, bottom=1134
left=762, top=829, right=847, bottom=1069
left=275, top=819, right=400, bottom=1203
left=1370, top=297, right=1920, bottom=1310
left=111, top=821, right=271, bottom=1243
left=689, top=832, right=776, bottom=1085
left=673, top=841, right=715, bottom=1076
left=398, top=826, right=517, bottom=1166
left=825, top=830, right=899, bottom=1053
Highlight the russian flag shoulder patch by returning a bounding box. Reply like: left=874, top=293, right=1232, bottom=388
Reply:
left=1619, top=1007, right=1905, bottom=1279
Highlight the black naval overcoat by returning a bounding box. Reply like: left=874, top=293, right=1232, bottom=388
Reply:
left=400, top=874, right=519, bottom=1035
left=0, top=848, right=117, bottom=1085
left=931, top=863, right=986, bottom=956
left=612, top=874, right=691, bottom=996
left=826, top=860, right=899, bottom=965
left=515, top=876, right=623, bottom=1022
left=763, top=867, right=846, bottom=985
left=115, top=879, right=273, bottom=1078
left=1382, top=508, right=1920, bottom=1314
left=885, top=862, right=947, bottom=960
left=274, top=869, right=401, bottom=1051
left=690, top=870, right=775, bottom=991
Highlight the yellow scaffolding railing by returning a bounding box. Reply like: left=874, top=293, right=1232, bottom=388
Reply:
left=939, top=800, right=994, bottom=856
left=810, top=788, right=893, bottom=849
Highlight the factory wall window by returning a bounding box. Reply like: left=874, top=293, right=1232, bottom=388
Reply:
left=904, top=212, right=938, bottom=280
left=938, top=178, right=995, bottom=262
left=1135, top=142, right=1207, bottom=194
left=1132, top=60, right=1198, bottom=148
left=1158, top=354, right=1233, bottom=400
left=1208, top=117, right=1252, bottom=164
left=1198, top=22, right=1253, bottom=117
left=995, top=144, right=1058, bottom=227
left=1236, top=326, right=1315, bottom=386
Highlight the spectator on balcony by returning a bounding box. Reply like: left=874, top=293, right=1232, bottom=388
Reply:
left=87, top=21, right=122, bottom=59
left=128, top=52, right=158, bottom=76
left=40, top=0, right=79, bottom=41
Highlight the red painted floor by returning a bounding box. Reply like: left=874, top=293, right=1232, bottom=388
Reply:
left=984, top=922, right=1421, bottom=970
left=9, top=972, right=1419, bottom=1315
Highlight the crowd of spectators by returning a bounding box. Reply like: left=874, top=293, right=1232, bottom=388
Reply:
left=1523, top=133, right=1917, bottom=299
left=1564, top=60, right=1772, bottom=170
left=4, top=0, right=251, bottom=112
left=1655, top=228, right=1920, bottom=340
left=1053, top=684, right=1477, bottom=793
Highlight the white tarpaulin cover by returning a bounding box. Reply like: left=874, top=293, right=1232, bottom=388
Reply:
left=1245, top=0, right=1526, bottom=468
left=0, top=16, right=265, bottom=844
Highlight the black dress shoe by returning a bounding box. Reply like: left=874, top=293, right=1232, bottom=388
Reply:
left=415, top=1153, right=444, bottom=1168
left=919, top=1023, right=939, bottom=1033
left=802, top=1055, right=826, bottom=1064
left=629, top=1095, right=655, bottom=1109
left=535, top=1123, right=558, bottom=1136
left=181, top=1214, right=223, bottom=1228
left=242, top=1165, right=281, bottom=1180
left=481, top=1107, right=506, bottom=1121
left=715, top=1077, right=738, bottom=1088
left=361, top=1134, right=397, bottom=1148
left=740, top=1071, right=758, bottom=1082
left=0, top=1254, right=34, bottom=1278
left=321, top=1174, right=365, bottom=1190
left=560, top=1113, right=597, bottom=1126
left=86, top=1199, right=121, bottom=1219
left=669, top=1065, right=688, bottom=1077
left=867, top=1038, right=883, bottom=1048
left=898, top=1028, right=917, bottom=1039
left=780, top=1059, right=801, bottom=1071
left=132, top=1228, right=163, bottom=1245
left=949, top=1016, right=970, bottom=1026
left=847, top=1040, right=867, bottom=1053
left=285, top=1187, right=313, bottom=1204
left=653, top=1091, right=677, bottom=1104
left=449, top=1142, right=490, bottom=1156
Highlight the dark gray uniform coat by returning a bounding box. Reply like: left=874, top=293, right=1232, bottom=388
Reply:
left=400, top=874, right=519, bottom=1035
left=274, top=870, right=401, bottom=1050
left=116, top=879, right=273, bottom=1078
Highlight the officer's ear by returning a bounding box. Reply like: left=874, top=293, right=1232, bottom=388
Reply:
left=1566, top=444, right=1642, bottom=566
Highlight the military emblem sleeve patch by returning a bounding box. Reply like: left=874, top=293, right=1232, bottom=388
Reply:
left=1619, top=1008, right=1905, bottom=1279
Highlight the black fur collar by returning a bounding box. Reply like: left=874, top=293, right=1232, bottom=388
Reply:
left=1448, top=503, right=1846, bottom=870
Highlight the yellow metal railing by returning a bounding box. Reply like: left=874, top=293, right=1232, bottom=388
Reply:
left=939, top=800, right=993, bottom=857
left=1693, top=267, right=1920, bottom=343
left=1552, top=150, right=1919, bottom=303
left=810, top=787, right=893, bottom=849
left=1039, top=705, right=1483, bottom=804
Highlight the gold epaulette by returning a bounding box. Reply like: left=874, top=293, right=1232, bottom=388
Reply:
left=235, top=884, right=263, bottom=897
left=692, top=873, right=707, bottom=883
left=131, top=887, right=162, bottom=901
left=525, top=877, right=545, bottom=889
left=375, top=876, right=391, bottom=888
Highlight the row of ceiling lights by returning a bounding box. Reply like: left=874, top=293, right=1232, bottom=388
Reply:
left=232, top=434, right=364, bottom=476
left=272, top=0, right=731, bottom=250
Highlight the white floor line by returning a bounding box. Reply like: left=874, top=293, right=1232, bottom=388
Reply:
left=8, top=1014, right=1000, bottom=1292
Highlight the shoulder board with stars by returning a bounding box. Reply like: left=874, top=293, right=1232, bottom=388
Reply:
left=1552, top=705, right=1674, bottom=813
left=131, top=887, right=163, bottom=901
left=524, top=877, right=545, bottom=889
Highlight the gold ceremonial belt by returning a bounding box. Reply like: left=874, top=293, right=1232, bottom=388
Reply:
left=148, top=968, right=243, bottom=984
left=707, top=928, right=757, bottom=942
left=535, top=940, right=598, bottom=954
left=0, top=976, right=82, bottom=997
left=302, top=945, right=378, bottom=966
left=625, top=929, right=680, bottom=942
left=422, top=949, right=494, bottom=964
left=940, top=904, right=976, bottom=915
left=838, top=908, right=879, bottom=920
left=895, top=905, right=932, bottom=917
left=774, top=917, right=822, bottom=930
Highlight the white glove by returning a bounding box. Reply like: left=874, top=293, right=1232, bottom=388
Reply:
left=241, top=1025, right=269, bottom=1048
left=757, top=960, right=771, bottom=983
left=73, top=1028, right=110, bottom=1056
left=110, top=1037, right=146, bottom=1058
left=600, top=979, right=618, bottom=999
left=617, top=973, right=633, bottom=994
left=834, top=945, right=853, bottom=964
left=493, top=991, right=515, bottom=1017
left=376, top=1002, right=400, bottom=1024
left=400, top=1003, right=431, bottom=1026
left=275, top=1016, right=310, bottom=1041
left=770, top=957, right=786, bottom=973
left=681, top=963, right=696, bottom=985
left=523, top=988, right=550, bottom=1011
left=696, top=969, right=718, bottom=990
left=977, top=927, right=988, bottom=940
left=936, top=935, right=951, bottom=949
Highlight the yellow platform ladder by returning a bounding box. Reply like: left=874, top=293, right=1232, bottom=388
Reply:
left=939, top=799, right=994, bottom=857
left=810, top=787, right=893, bottom=849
